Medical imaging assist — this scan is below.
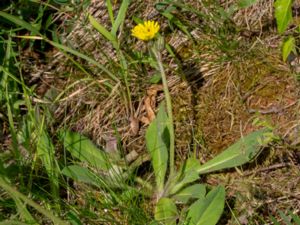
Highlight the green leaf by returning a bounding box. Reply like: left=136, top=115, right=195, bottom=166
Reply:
left=106, top=0, right=115, bottom=25
left=270, top=216, right=281, bottom=225
left=146, top=103, right=169, bottom=192
left=155, top=198, right=178, bottom=225
left=161, top=11, right=191, bottom=38
left=186, top=186, right=225, bottom=225
left=62, top=165, right=99, bottom=187
left=237, top=0, right=258, bottom=8
left=197, top=130, right=270, bottom=175
left=0, top=12, right=40, bottom=35
left=149, top=74, right=162, bottom=84
left=282, top=36, right=295, bottom=61
left=0, top=176, right=68, bottom=225
left=14, top=197, right=38, bottom=224
left=62, top=165, right=124, bottom=203
left=60, top=130, right=111, bottom=171
left=37, top=130, right=58, bottom=179
left=279, top=211, right=293, bottom=225
left=274, top=0, right=293, bottom=34
left=66, top=211, right=83, bottom=225
left=290, top=211, right=300, bottom=224
left=119, top=188, right=140, bottom=202
left=111, top=0, right=130, bottom=36
left=173, top=184, right=206, bottom=204
left=48, top=40, right=118, bottom=83
left=88, top=15, right=118, bottom=48
left=169, top=158, right=201, bottom=195
left=36, top=128, right=59, bottom=203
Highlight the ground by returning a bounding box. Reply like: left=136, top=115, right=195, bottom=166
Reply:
left=1, top=0, right=300, bottom=224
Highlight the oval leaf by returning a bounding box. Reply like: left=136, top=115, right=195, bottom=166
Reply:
left=173, top=184, right=206, bottom=204
left=169, top=158, right=201, bottom=195
left=62, top=165, right=99, bottom=187
left=187, top=186, right=225, bottom=225
left=60, top=130, right=111, bottom=171
left=275, top=0, right=293, bottom=34
left=282, top=36, right=295, bottom=62
left=155, top=198, right=178, bottom=225
left=237, top=0, right=258, bottom=9
left=146, top=103, right=169, bottom=192
left=197, top=130, right=270, bottom=175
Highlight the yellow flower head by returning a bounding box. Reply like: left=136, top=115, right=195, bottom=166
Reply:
left=131, top=21, right=160, bottom=41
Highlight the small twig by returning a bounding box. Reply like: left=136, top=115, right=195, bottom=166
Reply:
left=248, top=101, right=297, bottom=114
left=242, top=162, right=292, bottom=176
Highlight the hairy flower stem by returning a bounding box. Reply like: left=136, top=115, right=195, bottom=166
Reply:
left=153, top=50, right=175, bottom=179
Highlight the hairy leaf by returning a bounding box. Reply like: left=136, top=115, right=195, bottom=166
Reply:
left=155, top=198, right=178, bottom=225
left=62, top=165, right=99, bottom=187
left=169, top=158, right=201, bottom=195
left=60, top=130, right=111, bottom=171
left=282, top=36, right=295, bottom=61
left=146, top=103, right=169, bottom=192
left=187, top=186, right=225, bottom=225
left=173, top=184, right=206, bottom=204
left=197, top=130, right=270, bottom=174
left=275, top=0, right=293, bottom=34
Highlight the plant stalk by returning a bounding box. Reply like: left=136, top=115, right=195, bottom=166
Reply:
left=153, top=50, right=175, bottom=179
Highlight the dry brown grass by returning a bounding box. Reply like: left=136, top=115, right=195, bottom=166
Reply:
left=23, top=0, right=300, bottom=223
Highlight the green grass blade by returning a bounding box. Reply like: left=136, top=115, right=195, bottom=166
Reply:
left=279, top=211, right=293, bottom=225
left=36, top=124, right=60, bottom=209
left=0, top=176, right=68, bottom=225
left=0, top=11, right=40, bottom=35
left=5, top=83, right=20, bottom=163
left=49, top=40, right=119, bottom=83
left=0, top=12, right=118, bottom=83
left=13, top=196, right=38, bottom=224
left=106, top=0, right=115, bottom=25
left=270, top=215, right=281, bottom=225
left=0, top=221, right=30, bottom=225
left=290, top=211, right=300, bottom=224
left=88, top=14, right=118, bottom=48
left=111, top=0, right=130, bottom=36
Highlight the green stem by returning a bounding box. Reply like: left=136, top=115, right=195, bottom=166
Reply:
left=118, top=50, right=133, bottom=116
left=153, top=50, right=175, bottom=178
left=0, top=176, right=67, bottom=225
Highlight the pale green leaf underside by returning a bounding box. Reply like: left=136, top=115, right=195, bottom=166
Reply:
left=274, top=0, right=293, bottom=34
left=187, top=186, right=225, bottom=225
left=173, top=184, right=206, bottom=204
left=155, top=198, right=178, bottom=225
left=60, top=130, right=111, bottom=171
left=62, top=165, right=99, bottom=187
left=146, top=103, right=169, bottom=191
left=282, top=36, right=295, bottom=61
left=197, top=130, right=269, bottom=174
